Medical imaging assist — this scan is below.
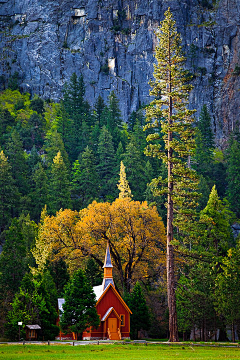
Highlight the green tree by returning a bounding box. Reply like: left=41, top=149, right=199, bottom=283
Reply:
left=97, top=126, right=117, bottom=201
left=93, top=95, right=106, bottom=127
left=27, top=146, right=41, bottom=171
left=177, top=186, right=234, bottom=341
left=0, top=109, right=15, bottom=147
left=48, top=258, right=70, bottom=297
left=116, top=141, right=124, bottom=163
left=199, top=185, right=233, bottom=256
left=48, top=151, right=71, bottom=214
left=105, top=91, right=122, bottom=149
left=20, top=112, right=45, bottom=150
left=128, top=110, right=145, bottom=133
left=5, top=129, right=29, bottom=197
left=123, top=139, right=146, bottom=201
left=85, top=258, right=103, bottom=287
left=226, top=139, right=240, bottom=218
left=6, top=271, right=59, bottom=340
left=106, top=91, right=122, bottom=132
left=131, top=120, right=147, bottom=156
left=0, top=214, right=37, bottom=294
left=30, top=162, right=49, bottom=222
left=214, top=247, right=240, bottom=342
left=176, top=263, right=217, bottom=342
left=63, top=73, right=86, bottom=122
left=144, top=8, right=199, bottom=341
left=196, top=105, right=214, bottom=157
left=60, top=269, right=99, bottom=339
left=125, top=282, right=150, bottom=339
left=62, top=73, right=92, bottom=160
left=30, top=95, right=44, bottom=115
left=0, top=150, right=19, bottom=235
left=0, top=214, right=37, bottom=335
left=71, top=146, right=99, bottom=209
left=8, top=72, right=20, bottom=91
left=52, top=103, right=74, bottom=157
left=43, top=129, right=69, bottom=168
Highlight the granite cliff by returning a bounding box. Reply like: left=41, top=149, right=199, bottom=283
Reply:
left=0, top=0, right=239, bottom=146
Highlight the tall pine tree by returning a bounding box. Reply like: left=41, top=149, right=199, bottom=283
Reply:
left=145, top=8, right=199, bottom=341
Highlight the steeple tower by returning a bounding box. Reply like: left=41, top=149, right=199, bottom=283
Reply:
left=102, top=241, right=115, bottom=290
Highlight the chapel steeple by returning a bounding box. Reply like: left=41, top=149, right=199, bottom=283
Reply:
left=102, top=241, right=115, bottom=290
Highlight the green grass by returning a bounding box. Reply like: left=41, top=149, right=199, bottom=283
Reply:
left=0, top=344, right=240, bottom=360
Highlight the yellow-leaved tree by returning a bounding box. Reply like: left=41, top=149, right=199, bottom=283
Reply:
left=33, top=199, right=166, bottom=293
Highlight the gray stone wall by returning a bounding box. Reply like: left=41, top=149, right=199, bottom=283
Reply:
left=0, top=0, right=239, bottom=146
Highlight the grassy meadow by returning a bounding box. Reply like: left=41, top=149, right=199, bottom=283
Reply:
left=0, top=343, right=240, bottom=360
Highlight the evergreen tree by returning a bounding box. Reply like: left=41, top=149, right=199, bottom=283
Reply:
left=85, top=258, right=103, bottom=287
left=31, top=162, right=49, bottom=222
left=176, top=263, right=217, bottom=342
left=43, top=129, right=69, bottom=168
left=48, top=258, right=70, bottom=297
left=90, top=123, right=101, bottom=156
left=5, top=129, right=29, bottom=197
left=106, top=91, right=122, bottom=131
left=198, top=105, right=214, bottom=149
left=6, top=271, right=59, bottom=340
left=144, top=8, right=199, bottom=341
left=97, top=126, right=117, bottom=201
left=78, top=120, right=90, bottom=155
left=49, top=103, right=74, bottom=159
left=0, top=150, right=19, bottom=235
left=0, top=214, right=37, bottom=294
left=60, top=269, right=99, bottom=339
left=71, top=146, right=99, bottom=209
left=27, top=145, right=41, bottom=171
left=128, top=110, right=145, bottom=133
left=0, top=109, right=14, bottom=147
left=199, top=185, right=233, bottom=256
left=116, top=141, right=124, bottom=163
left=132, top=120, right=147, bottom=156
left=62, top=73, right=92, bottom=160
left=117, top=161, right=132, bottom=199
left=93, top=95, right=106, bottom=127
left=226, top=139, right=240, bottom=218
left=197, top=175, right=211, bottom=211
left=123, top=139, right=146, bottom=201
left=63, top=73, right=86, bottom=121
left=48, top=151, right=71, bottom=214
left=177, top=186, right=234, bottom=341
left=105, top=91, right=122, bottom=149
left=125, top=282, right=150, bottom=339
left=20, top=112, right=45, bottom=150
left=214, top=247, right=240, bottom=342
left=30, top=95, right=44, bottom=115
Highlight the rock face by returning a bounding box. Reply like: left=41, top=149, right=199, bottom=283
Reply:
left=0, top=0, right=239, bottom=145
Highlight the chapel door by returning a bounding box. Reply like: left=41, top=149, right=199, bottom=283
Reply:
left=108, top=318, right=119, bottom=340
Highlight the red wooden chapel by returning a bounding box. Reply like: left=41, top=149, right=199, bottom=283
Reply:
left=58, top=243, right=132, bottom=340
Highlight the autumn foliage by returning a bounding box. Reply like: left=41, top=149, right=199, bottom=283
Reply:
left=34, top=199, right=166, bottom=293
